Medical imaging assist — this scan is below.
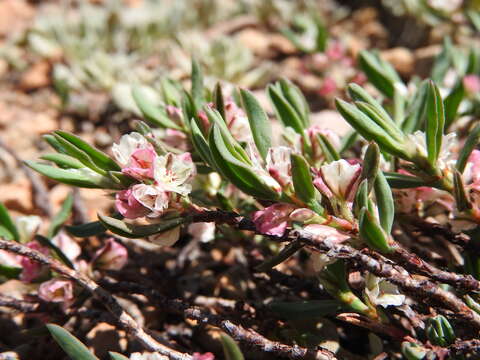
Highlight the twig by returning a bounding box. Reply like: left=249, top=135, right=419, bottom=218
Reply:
left=101, top=280, right=337, bottom=360
left=0, top=238, right=191, bottom=360
left=448, top=339, right=480, bottom=356
left=336, top=313, right=406, bottom=339
left=0, top=295, right=39, bottom=312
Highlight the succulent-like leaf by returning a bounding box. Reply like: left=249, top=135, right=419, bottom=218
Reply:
left=316, top=133, right=340, bottom=162
left=384, top=172, right=426, bottom=188
left=374, top=171, right=395, bottom=234
left=402, top=80, right=429, bottom=134
left=221, top=334, right=245, bottom=360
left=444, top=81, right=465, bottom=129
left=255, top=241, right=304, bottom=272
left=98, top=214, right=186, bottom=238
left=359, top=207, right=393, bottom=253
left=47, top=324, right=99, bottom=360
left=132, top=87, right=182, bottom=130
left=425, top=80, right=445, bottom=164
left=47, top=193, right=73, bottom=238
left=54, top=131, right=121, bottom=172
left=456, top=124, right=480, bottom=173
left=0, top=203, right=19, bottom=242
left=213, top=82, right=226, bottom=121
left=267, top=83, right=305, bottom=134
left=360, top=142, right=380, bottom=190
left=453, top=170, right=472, bottom=212
left=66, top=221, right=106, bottom=238
left=25, top=161, right=118, bottom=189
left=279, top=78, right=310, bottom=127
left=401, top=342, right=427, bottom=360
left=191, top=58, right=204, bottom=110
left=426, top=315, right=455, bottom=347
left=40, top=154, right=84, bottom=169
left=240, top=88, right=272, bottom=160
left=291, top=154, right=316, bottom=204
left=358, top=50, right=401, bottom=98
left=209, top=125, right=279, bottom=200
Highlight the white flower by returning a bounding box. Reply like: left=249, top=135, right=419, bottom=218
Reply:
left=318, top=159, right=361, bottom=200
left=154, top=153, right=195, bottom=196
left=0, top=250, right=20, bottom=267
left=427, top=0, right=462, bottom=12
left=112, top=132, right=150, bottom=166
left=51, top=231, right=81, bottom=261
left=266, top=146, right=292, bottom=187
left=131, top=184, right=169, bottom=217
left=16, top=216, right=42, bottom=243
left=364, top=273, right=405, bottom=308
left=187, top=222, right=216, bottom=243
left=407, top=131, right=457, bottom=170
left=246, top=143, right=281, bottom=193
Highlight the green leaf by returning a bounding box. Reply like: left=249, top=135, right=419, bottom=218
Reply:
left=132, top=87, right=182, bottom=130
left=240, top=88, right=272, bottom=160
left=0, top=203, right=19, bottom=241
left=25, top=161, right=118, bottom=189
left=213, top=82, right=226, bottom=121
left=426, top=315, right=455, bottom=347
left=279, top=78, right=310, bottom=127
left=35, top=235, right=74, bottom=269
left=291, top=153, right=316, bottom=204
left=316, top=133, right=340, bottom=162
left=209, top=126, right=279, bottom=200
left=191, top=58, right=204, bottom=110
left=354, top=101, right=404, bottom=142
left=47, top=324, right=99, bottom=360
left=359, top=207, right=392, bottom=253
left=0, top=264, right=22, bottom=279
left=374, top=171, right=394, bottom=234
left=52, top=133, right=108, bottom=175
left=255, top=241, right=304, bottom=272
left=431, top=37, right=453, bottom=83
left=339, top=131, right=359, bottom=154
left=359, top=50, right=401, bottom=98
left=40, top=154, right=85, bottom=169
left=98, top=214, right=186, bottom=238
left=402, top=80, right=429, bottom=134
left=66, top=221, right=107, bottom=238
left=268, top=300, right=340, bottom=320
left=456, top=124, right=480, bottom=173
left=360, top=142, right=380, bottom=190
left=109, top=352, right=129, bottom=360
left=335, top=99, right=408, bottom=159
left=453, top=170, right=472, bottom=212
left=401, top=342, right=427, bottom=360
left=221, top=334, right=244, bottom=360
left=444, top=80, right=464, bottom=129
left=43, top=134, right=66, bottom=153
left=384, top=172, right=426, bottom=188
left=267, top=83, right=305, bottom=134
left=160, top=78, right=182, bottom=107
left=47, top=193, right=73, bottom=238
left=54, top=131, right=121, bottom=172
left=425, top=80, right=445, bottom=164
left=190, top=119, right=215, bottom=167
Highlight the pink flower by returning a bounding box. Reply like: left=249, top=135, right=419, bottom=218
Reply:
left=318, top=77, right=337, bottom=96
left=326, top=42, right=345, bottom=61
left=252, top=203, right=296, bottom=236
left=115, top=188, right=151, bottom=219
left=225, top=100, right=252, bottom=143
left=20, top=241, right=49, bottom=283
left=164, top=129, right=189, bottom=151
left=165, top=105, right=183, bottom=124
left=38, top=279, right=74, bottom=305
left=51, top=231, right=81, bottom=262
left=193, top=353, right=215, bottom=360
left=92, top=238, right=128, bottom=270
left=307, top=127, right=341, bottom=162
left=266, top=146, right=292, bottom=188
left=122, top=147, right=156, bottom=180
left=303, top=224, right=350, bottom=243
left=463, top=75, right=480, bottom=94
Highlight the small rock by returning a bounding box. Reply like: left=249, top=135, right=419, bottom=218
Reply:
left=381, top=47, right=414, bottom=77
left=19, top=61, right=51, bottom=91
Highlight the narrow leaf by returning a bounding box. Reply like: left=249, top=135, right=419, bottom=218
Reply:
left=221, top=334, right=245, bottom=360
left=360, top=142, right=380, bottom=190
left=444, top=80, right=464, bottom=129
left=374, top=171, right=395, bottom=234
left=40, top=154, right=84, bottom=169
left=47, top=324, right=99, bottom=360
left=47, top=193, right=73, bottom=238
left=35, top=235, right=74, bottom=269
left=453, top=170, right=472, bottom=212
left=267, top=84, right=305, bottom=134
left=0, top=203, right=19, bottom=241
left=54, top=131, right=120, bottom=172
left=384, top=172, right=427, bottom=188
left=98, top=215, right=186, bottom=238
left=255, top=241, right=304, bottom=272
left=66, top=221, right=106, bottom=238
left=291, top=153, right=316, bottom=204
left=456, top=124, right=480, bottom=173
left=359, top=207, right=393, bottom=253
left=191, top=58, right=204, bottom=109
left=213, top=82, right=226, bottom=121
left=425, top=80, right=445, bottom=164
left=316, top=133, right=340, bottom=162
left=240, top=88, right=272, bottom=160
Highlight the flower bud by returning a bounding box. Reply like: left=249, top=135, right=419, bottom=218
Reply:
left=92, top=238, right=128, bottom=271
left=38, top=279, right=74, bottom=306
